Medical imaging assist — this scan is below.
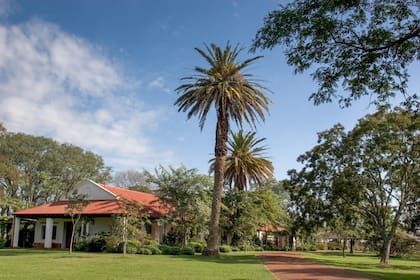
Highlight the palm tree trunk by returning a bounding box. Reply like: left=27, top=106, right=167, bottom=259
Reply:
left=203, top=115, right=228, bottom=257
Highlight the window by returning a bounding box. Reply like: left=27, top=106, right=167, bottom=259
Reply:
left=41, top=224, right=57, bottom=240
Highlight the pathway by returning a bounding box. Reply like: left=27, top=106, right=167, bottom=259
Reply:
left=259, top=252, right=376, bottom=280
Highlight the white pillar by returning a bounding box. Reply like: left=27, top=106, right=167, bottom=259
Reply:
left=159, top=224, right=164, bottom=243
left=44, top=218, right=54, bottom=248
left=12, top=217, right=20, bottom=248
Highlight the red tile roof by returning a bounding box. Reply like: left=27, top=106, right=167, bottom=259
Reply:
left=14, top=183, right=169, bottom=218
left=13, top=200, right=121, bottom=217
left=258, top=225, right=287, bottom=232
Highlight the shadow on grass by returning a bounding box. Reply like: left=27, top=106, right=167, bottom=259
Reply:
left=0, top=248, right=66, bottom=256
left=167, top=253, right=262, bottom=265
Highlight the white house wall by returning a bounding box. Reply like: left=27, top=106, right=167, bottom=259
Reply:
left=33, top=218, right=65, bottom=248
left=89, top=217, right=113, bottom=236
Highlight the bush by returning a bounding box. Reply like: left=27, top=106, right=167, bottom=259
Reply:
left=126, top=240, right=141, bottom=254
left=105, top=236, right=120, bottom=253
left=159, top=245, right=181, bottom=255
left=253, top=245, right=264, bottom=251
left=138, top=247, right=153, bottom=255
left=74, top=240, right=90, bottom=252
left=219, top=245, right=232, bottom=253
left=181, top=247, right=195, bottom=255
left=188, top=241, right=205, bottom=253
left=142, top=245, right=161, bottom=255
left=0, top=238, right=6, bottom=249
left=87, top=235, right=106, bottom=252
left=317, top=242, right=328, bottom=250
left=327, top=241, right=341, bottom=250
left=231, top=246, right=240, bottom=252
left=391, top=230, right=419, bottom=257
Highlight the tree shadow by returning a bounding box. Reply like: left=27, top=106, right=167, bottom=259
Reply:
left=168, top=253, right=263, bottom=265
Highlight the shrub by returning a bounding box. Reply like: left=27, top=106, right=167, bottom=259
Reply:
left=181, top=247, right=195, bottom=255
left=159, top=245, right=181, bottom=255
left=87, top=235, right=106, bottom=252
left=317, top=242, right=328, bottom=250
left=327, top=241, right=341, bottom=250
left=0, top=238, right=6, bottom=249
left=219, top=245, right=232, bottom=253
left=188, top=241, right=205, bottom=253
left=142, top=245, right=161, bottom=255
left=74, top=240, right=90, bottom=252
left=231, top=246, right=240, bottom=252
left=391, top=230, right=419, bottom=257
left=125, top=240, right=141, bottom=254
left=138, top=247, right=153, bottom=255
left=143, top=239, right=160, bottom=247
left=105, top=236, right=120, bottom=253
left=253, top=245, right=264, bottom=251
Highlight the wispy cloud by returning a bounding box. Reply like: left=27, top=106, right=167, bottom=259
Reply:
left=0, top=19, right=173, bottom=172
left=148, top=76, right=170, bottom=93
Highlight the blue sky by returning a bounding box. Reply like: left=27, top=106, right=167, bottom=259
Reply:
left=1, top=0, right=418, bottom=179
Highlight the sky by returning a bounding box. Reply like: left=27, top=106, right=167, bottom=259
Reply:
left=0, top=0, right=418, bottom=180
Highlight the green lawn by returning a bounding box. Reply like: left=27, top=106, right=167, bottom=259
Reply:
left=303, top=251, right=420, bottom=280
left=0, top=249, right=275, bottom=280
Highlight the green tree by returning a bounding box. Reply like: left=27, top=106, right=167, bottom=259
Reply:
left=113, top=197, right=147, bottom=256
left=0, top=129, right=111, bottom=207
left=288, top=107, right=419, bottom=264
left=65, top=193, right=89, bottom=254
left=146, top=166, right=212, bottom=246
left=222, top=130, right=273, bottom=191
left=222, top=187, right=287, bottom=247
left=349, top=107, right=419, bottom=264
left=252, top=0, right=419, bottom=107
left=175, top=43, right=271, bottom=256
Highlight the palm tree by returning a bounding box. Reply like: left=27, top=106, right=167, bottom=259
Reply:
left=175, top=43, right=271, bottom=256
left=224, top=130, right=273, bottom=191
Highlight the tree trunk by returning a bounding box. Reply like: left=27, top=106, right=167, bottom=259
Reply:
left=350, top=238, right=355, bottom=254
left=379, top=238, right=392, bottom=265
left=123, top=216, right=127, bottom=256
left=342, top=238, right=346, bottom=257
left=203, top=115, right=228, bottom=257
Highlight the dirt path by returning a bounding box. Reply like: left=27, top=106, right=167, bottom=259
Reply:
left=259, top=252, right=375, bottom=280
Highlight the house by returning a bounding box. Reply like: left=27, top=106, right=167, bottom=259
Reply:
left=257, top=225, right=289, bottom=248
left=12, top=179, right=172, bottom=249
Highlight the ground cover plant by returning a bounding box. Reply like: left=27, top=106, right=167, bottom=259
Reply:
left=0, top=249, right=275, bottom=280
left=303, top=252, right=420, bottom=280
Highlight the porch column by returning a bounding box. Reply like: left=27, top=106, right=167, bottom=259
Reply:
left=159, top=223, right=165, bottom=243
left=12, top=217, right=20, bottom=248
left=44, top=218, right=54, bottom=248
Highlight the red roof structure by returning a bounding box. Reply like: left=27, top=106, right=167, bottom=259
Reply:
left=258, top=225, right=287, bottom=232
left=13, top=181, right=168, bottom=218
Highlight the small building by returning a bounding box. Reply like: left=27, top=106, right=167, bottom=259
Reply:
left=12, top=179, right=172, bottom=249
left=257, top=225, right=289, bottom=249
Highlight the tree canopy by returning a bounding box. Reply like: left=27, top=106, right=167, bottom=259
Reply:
left=0, top=126, right=111, bottom=216
left=287, top=107, right=419, bottom=264
left=253, top=0, right=420, bottom=107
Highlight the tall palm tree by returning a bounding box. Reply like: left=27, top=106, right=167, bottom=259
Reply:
left=175, top=43, right=271, bottom=256
left=224, top=130, right=273, bottom=191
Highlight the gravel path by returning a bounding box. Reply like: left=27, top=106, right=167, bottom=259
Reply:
left=259, top=252, right=376, bottom=280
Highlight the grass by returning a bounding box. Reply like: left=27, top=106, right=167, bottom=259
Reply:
left=302, top=251, right=420, bottom=280
left=0, top=249, right=275, bottom=280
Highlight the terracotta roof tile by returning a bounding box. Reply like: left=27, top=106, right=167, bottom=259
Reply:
left=14, top=183, right=169, bottom=218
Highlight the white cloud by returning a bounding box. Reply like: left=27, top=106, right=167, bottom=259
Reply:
left=0, top=19, right=173, bottom=172
left=148, top=76, right=170, bottom=93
